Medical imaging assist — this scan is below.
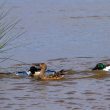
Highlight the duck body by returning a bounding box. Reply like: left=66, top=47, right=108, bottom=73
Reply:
left=103, top=66, right=110, bottom=71
left=15, top=63, right=65, bottom=80
left=46, top=69, right=56, bottom=75
left=15, top=63, right=41, bottom=77
left=15, top=71, right=31, bottom=77
left=30, top=63, right=64, bottom=80
left=33, top=69, right=64, bottom=80
left=15, top=65, right=54, bottom=77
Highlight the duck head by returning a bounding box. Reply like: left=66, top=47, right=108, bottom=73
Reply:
left=39, top=63, right=47, bottom=70
left=92, top=63, right=106, bottom=70
left=29, top=63, right=41, bottom=76
left=32, top=63, right=47, bottom=79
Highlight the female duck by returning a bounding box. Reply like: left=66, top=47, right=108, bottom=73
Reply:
left=29, top=63, right=64, bottom=80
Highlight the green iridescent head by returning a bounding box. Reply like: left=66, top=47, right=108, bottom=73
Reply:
left=97, top=63, right=106, bottom=70
left=92, top=63, right=106, bottom=70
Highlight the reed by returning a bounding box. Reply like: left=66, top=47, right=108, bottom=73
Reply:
left=0, top=3, right=24, bottom=64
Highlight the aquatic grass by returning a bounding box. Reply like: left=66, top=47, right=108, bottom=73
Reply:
left=0, top=19, right=23, bottom=52
left=0, top=3, right=24, bottom=66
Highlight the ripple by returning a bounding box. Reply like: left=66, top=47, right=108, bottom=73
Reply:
left=69, top=15, right=110, bottom=20
left=105, top=98, right=110, bottom=100
left=14, top=96, right=35, bottom=100
left=92, top=106, right=106, bottom=110
left=0, top=98, right=10, bottom=100
left=55, top=100, right=65, bottom=103
left=86, top=98, right=96, bottom=101
left=65, top=91, right=76, bottom=95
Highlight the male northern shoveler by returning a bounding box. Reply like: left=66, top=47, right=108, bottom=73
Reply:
left=92, top=63, right=110, bottom=71
left=15, top=63, right=41, bottom=77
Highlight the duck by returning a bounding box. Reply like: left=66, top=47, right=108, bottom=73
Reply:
left=92, top=63, right=110, bottom=71
left=28, top=63, right=41, bottom=76
left=29, top=63, right=64, bottom=80
left=15, top=63, right=41, bottom=77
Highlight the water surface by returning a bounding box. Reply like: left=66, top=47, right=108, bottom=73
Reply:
left=0, top=0, right=110, bottom=65
left=0, top=0, right=110, bottom=110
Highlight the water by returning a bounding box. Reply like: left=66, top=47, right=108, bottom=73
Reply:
left=0, top=0, right=110, bottom=110
left=1, top=71, right=110, bottom=110
left=0, top=0, right=110, bottom=65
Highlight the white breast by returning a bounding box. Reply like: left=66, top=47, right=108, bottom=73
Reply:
left=34, top=71, right=41, bottom=75
left=103, top=66, right=110, bottom=71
